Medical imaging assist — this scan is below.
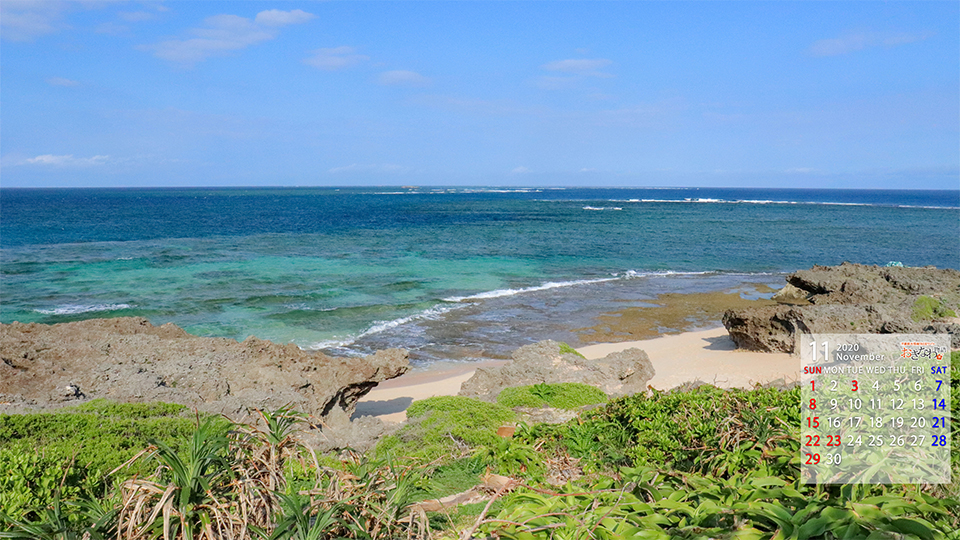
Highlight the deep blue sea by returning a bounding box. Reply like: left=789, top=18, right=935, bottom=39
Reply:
left=2, top=187, right=958, bottom=364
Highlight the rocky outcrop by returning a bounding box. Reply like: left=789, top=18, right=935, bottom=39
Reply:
left=723, top=263, right=960, bottom=352
left=770, top=283, right=811, bottom=304
left=0, top=317, right=409, bottom=423
left=459, top=340, right=655, bottom=401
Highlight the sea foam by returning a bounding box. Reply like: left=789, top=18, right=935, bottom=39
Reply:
left=443, top=277, right=619, bottom=302
left=35, top=303, right=133, bottom=315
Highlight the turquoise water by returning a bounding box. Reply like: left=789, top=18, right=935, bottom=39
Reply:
left=2, top=187, right=957, bottom=363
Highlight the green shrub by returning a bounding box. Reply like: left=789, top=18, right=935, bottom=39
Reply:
left=481, top=467, right=960, bottom=539
left=0, top=400, right=220, bottom=501
left=618, top=385, right=800, bottom=476
left=474, top=437, right=545, bottom=478
left=525, top=384, right=800, bottom=477
left=497, top=383, right=608, bottom=410
left=912, top=295, right=957, bottom=321
left=376, top=396, right=515, bottom=461
left=941, top=351, right=960, bottom=502
left=0, top=449, right=96, bottom=523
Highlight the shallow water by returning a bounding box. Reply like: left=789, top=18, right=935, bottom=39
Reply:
left=2, top=186, right=957, bottom=365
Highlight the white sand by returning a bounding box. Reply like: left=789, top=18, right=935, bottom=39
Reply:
left=577, top=327, right=798, bottom=390
left=353, top=360, right=507, bottom=423
left=355, top=327, right=798, bottom=423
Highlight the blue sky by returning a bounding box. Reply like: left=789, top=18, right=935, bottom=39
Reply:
left=1, top=1, right=958, bottom=189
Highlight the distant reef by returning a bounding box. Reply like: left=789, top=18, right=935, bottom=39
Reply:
left=723, top=263, right=960, bottom=352
left=0, top=317, right=408, bottom=424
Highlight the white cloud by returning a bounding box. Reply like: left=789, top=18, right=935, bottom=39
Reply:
left=24, top=154, right=110, bottom=167
left=510, top=166, right=531, bottom=174
left=0, top=0, right=66, bottom=42
left=304, top=46, right=369, bottom=70
left=378, top=70, right=431, bottom=87
left=0, top=2, right=170, bottom=42
left=255, top=9, right=315, bottom=27
left=143, top=9, right=314, bottom=65
left=47, top=77, right=79, bottom=87
left=810, top=31, right=934, bottom=57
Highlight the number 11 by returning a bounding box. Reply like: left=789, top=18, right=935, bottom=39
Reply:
left=810, top=340, right=828, bottom=362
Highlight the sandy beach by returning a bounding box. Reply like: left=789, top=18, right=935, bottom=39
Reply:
left=578, top=327, right=797, bottom=390
left=352, top=360, right=509, bottom=423
left=355, top=327, right=797, bottom=423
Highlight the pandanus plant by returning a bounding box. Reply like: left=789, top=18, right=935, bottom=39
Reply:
left=118, top=417, right=236, bottom=540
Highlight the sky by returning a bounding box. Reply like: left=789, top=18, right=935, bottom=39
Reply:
left=1, top=1, right=958, bottom=189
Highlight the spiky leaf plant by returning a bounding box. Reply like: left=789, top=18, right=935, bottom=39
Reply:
left=231, top=406, right=313, bottom=527
left=255, top=492, right=349, bottom=540
left=118, top=417, right=235, bottom=540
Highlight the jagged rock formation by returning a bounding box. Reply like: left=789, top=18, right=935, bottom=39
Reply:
left=723, top=263, right=960, bottom=352
left=0, top=317, right=409, bottom=424
left=459, top=340, right=655, bottom=400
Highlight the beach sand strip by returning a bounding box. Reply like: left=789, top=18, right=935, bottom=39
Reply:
left=355, top=327, right=797, bottom=423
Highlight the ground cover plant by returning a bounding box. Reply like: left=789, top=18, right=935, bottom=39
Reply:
left=477, top=468, right=959, bottom=539
left=375, top=395, right=516, bottom=462
left=0, top=400, right=217, bottom=523
left=496, top=383, right=608, bottom=410
left=2, top=352, right=958, bottom=539
left=912, top=296, right=958, bottom=322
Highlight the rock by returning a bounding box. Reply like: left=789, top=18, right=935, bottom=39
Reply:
left=459, top=340, right=654, bottom=400
left=301, top=415, right=401, bottom=453
left=514, top=407, right=578, bottom=425
left=771, top=283, right=811, bottom=304
left=61, top=383, right=85, bottom=401
left=723, top=264, right=960, bottom=352
left=0, top=317, right=409, bottom=424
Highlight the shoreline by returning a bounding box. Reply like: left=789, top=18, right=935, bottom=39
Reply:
left=355, top=327, right=797, bottom=423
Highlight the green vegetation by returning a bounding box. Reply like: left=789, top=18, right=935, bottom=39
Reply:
left=557, top=342, right=585, bottom=358
left=496, top=382, right=608, bottom=410
left=482, top=468, right=958, bottom=539
left=376, top=396, right=515, bottom=461
left=0, top=399, right=221, bottom=524
left=0, top=399, right=208, bottom=477
left=2, top=352, right=958, bottom=538
left=912, top=295, right=957, bottom=321
left=0, top=449, right=96, bottom=526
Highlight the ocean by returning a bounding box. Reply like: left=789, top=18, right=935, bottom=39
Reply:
left=2, top=186, right=958, bottom=365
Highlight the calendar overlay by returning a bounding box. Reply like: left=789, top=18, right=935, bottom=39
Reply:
left=801, top=334, right=952, bottom=484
